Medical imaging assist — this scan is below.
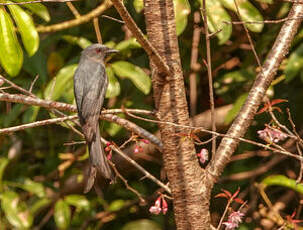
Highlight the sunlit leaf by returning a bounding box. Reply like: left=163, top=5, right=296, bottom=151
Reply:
left=133, top=0, right=144, bottom=13
left=0, top=157, right=9, bottom=191
left=106, top=66, right=120, bottom=98
left=111, top=61, right=151, bottom=95
left=122, top=219, right=161, bottom=230
left=13, top=0, right=50, bottom=21
left=64, top=195, right=90, bottom=211
left=54, top=199, right=71, bottom=230
left=285, top=43, right=303, bottom=82
left=8, top=3, right=39, bottom=56
left=108, top=199, right=125, bottom=212
left=261, top=175, right=303, bottom=194
left=1, top=191, right=33, bottom=228
left=21, top=179, right=46, bottom=198
left=200, top=0, right=232, bottom=44
left=62, top=35, right=92, bottom=49
left=219, top=0, right=264, bottom=32
left=115, top=38, right=141, bottom=51
left=44, top=64, right=78, bottom=101
left=224, top=93, right=248, bottom=124
left=174, top=0, right=191, bottom=35
left=0, top=8, right=23, bottom=76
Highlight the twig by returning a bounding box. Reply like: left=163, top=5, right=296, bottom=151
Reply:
left=29, top=75, right=39, bottom=93
left=0, top=115, right=77, bottom=134
left=110, top=0, right=170, bottom=75
left=66, top=1, right=80, bottom=18
left=93, top=17, right=102, bottom=44
left=0, top=0, right=78, bottom=5
left=201, top=0, right=216, bottom=156
left=37, top=0, right=113, bottom=33
left=189, top=11, right=201, bottom=117
left=102, top=137, right=171, bottom=194
left=101, top=15, right=124, bottom=24
left=0, top=75, right=35, bottom=97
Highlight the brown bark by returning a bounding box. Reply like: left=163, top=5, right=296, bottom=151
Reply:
left=144, top=0, right=211, bottom=229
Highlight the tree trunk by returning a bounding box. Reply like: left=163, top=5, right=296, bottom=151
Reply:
left=144, top=0, right=211, bottom=229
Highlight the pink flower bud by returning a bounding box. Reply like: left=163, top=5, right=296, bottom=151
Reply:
left=141, top=139, right=150, bottom=144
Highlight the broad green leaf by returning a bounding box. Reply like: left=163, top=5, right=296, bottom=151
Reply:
left=261, top=175, right=303, bottom=194
left=174, top=0, right=191, bottom=35
left=106, top=66, right=120, bottom=98
left=133, top=0, right=144, bottom=13
left=0, top=8, right=23, bottom=76
left=30, top=198, right=51, bottom=216
left=44, top=64, right=78, bottom=101
left=200, top=0, right=232, bottom=44
left=284, top=43, right=303, bottom=82
left=224, top=93, right=248, bottom=124
left=111, top=61, right=151, bottom=95
left=21, top=179, right=45, bottom=198
left=65, top=195, right=90, bottom=211
left=54, top=199, right=71, bottom=230
left=12, top=0, right=50, bottom=22
left=62, top=35, right=92, bottom=49
left=219, top=0, right=263, bottom=32
left=8, top=3, right=39, bottom=56
left=0, top=157, right=9, bottom=191
left=105, top=121, right=122, bottom=137
left=1, top=191, right=33, bottom=228
left=122, top=219, right=161, bottom=230
left=108, top=199, right=125, bottom=212
left=115, top=38, right=141, bottom=51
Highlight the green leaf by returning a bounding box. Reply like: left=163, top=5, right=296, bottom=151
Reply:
left=115, top=38, right=141, bottom=51
left=0, top=8, right=23, bottom=76
left=62, top=35, right=92, bottom=49
left=284, top=43, right=303, bottom=82
left=105, top=120, right=122, bottom=137
left=30, top=198, right=51, bottom=216
left=261, top=175, right=303, bottom=194
left=12, top=0, right=50, bottom=22
left=219, top=0, right=264, bottom=32
left=174, top=0, right=191, bottom=35
left=8, top=3, right=39, bottom=56
left=44, top=64, right=78, bottom=101
left=111, top=61, right=151, bottom=95
left=224, top=93, right=248, bottom=124
left=106, top=66, right=120, bottom=98
left=64, top=195, right=90, bottom=211
left=255, top=0, right=273, bottom=3
left=133, top=0, right=144, bottom=13
left=122, top=219, right=161, bottom=230
left=108, top=199, right=125, bottom=212
left=54, top=199, right=71, bottom=230
left=1, top=191, right=33, bottom=228
left=201, top=0, right=232, bottom=44
left=0, top=157, right=9, bottom=191
left=21, top=179, right=46, bottom=198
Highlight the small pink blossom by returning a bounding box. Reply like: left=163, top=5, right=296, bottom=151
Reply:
left=134, top=145, right=143, bottom=154
left=257, top=127, right=287, bottom=143
left=223, top=211, right=245, bottom=230
left=107, top=152, right=112, bottom=160
left=140, top=139, right=150, bottom=144
left=149, top=195, right=168, bottom=215
left=197, top=148, right=209, bottom=164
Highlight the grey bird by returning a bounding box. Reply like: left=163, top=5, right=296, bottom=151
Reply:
left=74, top=44, right=117, bottom=193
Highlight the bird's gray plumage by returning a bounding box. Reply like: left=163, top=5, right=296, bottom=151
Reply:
left=74, top=44, right=117, bottom=193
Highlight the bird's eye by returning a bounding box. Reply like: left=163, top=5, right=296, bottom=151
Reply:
left=96, top=48, right=102, bottom=53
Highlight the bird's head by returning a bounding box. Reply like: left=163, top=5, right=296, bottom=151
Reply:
left=81, top=44, right=118, bottom=61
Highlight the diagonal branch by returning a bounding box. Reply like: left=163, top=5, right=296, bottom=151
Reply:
left=207, top=3, right=303, bottom=179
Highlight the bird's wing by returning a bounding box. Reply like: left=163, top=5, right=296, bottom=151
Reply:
left=74, top=59, right=108, bottom=141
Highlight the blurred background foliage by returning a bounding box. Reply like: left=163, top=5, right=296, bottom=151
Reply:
left=1, top=0, right=303, bottom=229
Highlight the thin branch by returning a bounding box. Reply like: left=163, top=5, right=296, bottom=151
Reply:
left=201, top=0, right=216, bottom=156
left=0, top=0, right=78, bottom=5
left=110, top=0, right=170, bottom=75
left=37, top=0, right=113, bottom=33
left=102, top=138, right=171, bottom=194
left=207, top=3, right=303, bottom=179
left=66, top=1, right=80, bottom=18
left=93, top=17, right=103, bottom=44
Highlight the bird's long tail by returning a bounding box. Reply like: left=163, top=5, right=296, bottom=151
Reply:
left=84, top=127, right=115, bottom=193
